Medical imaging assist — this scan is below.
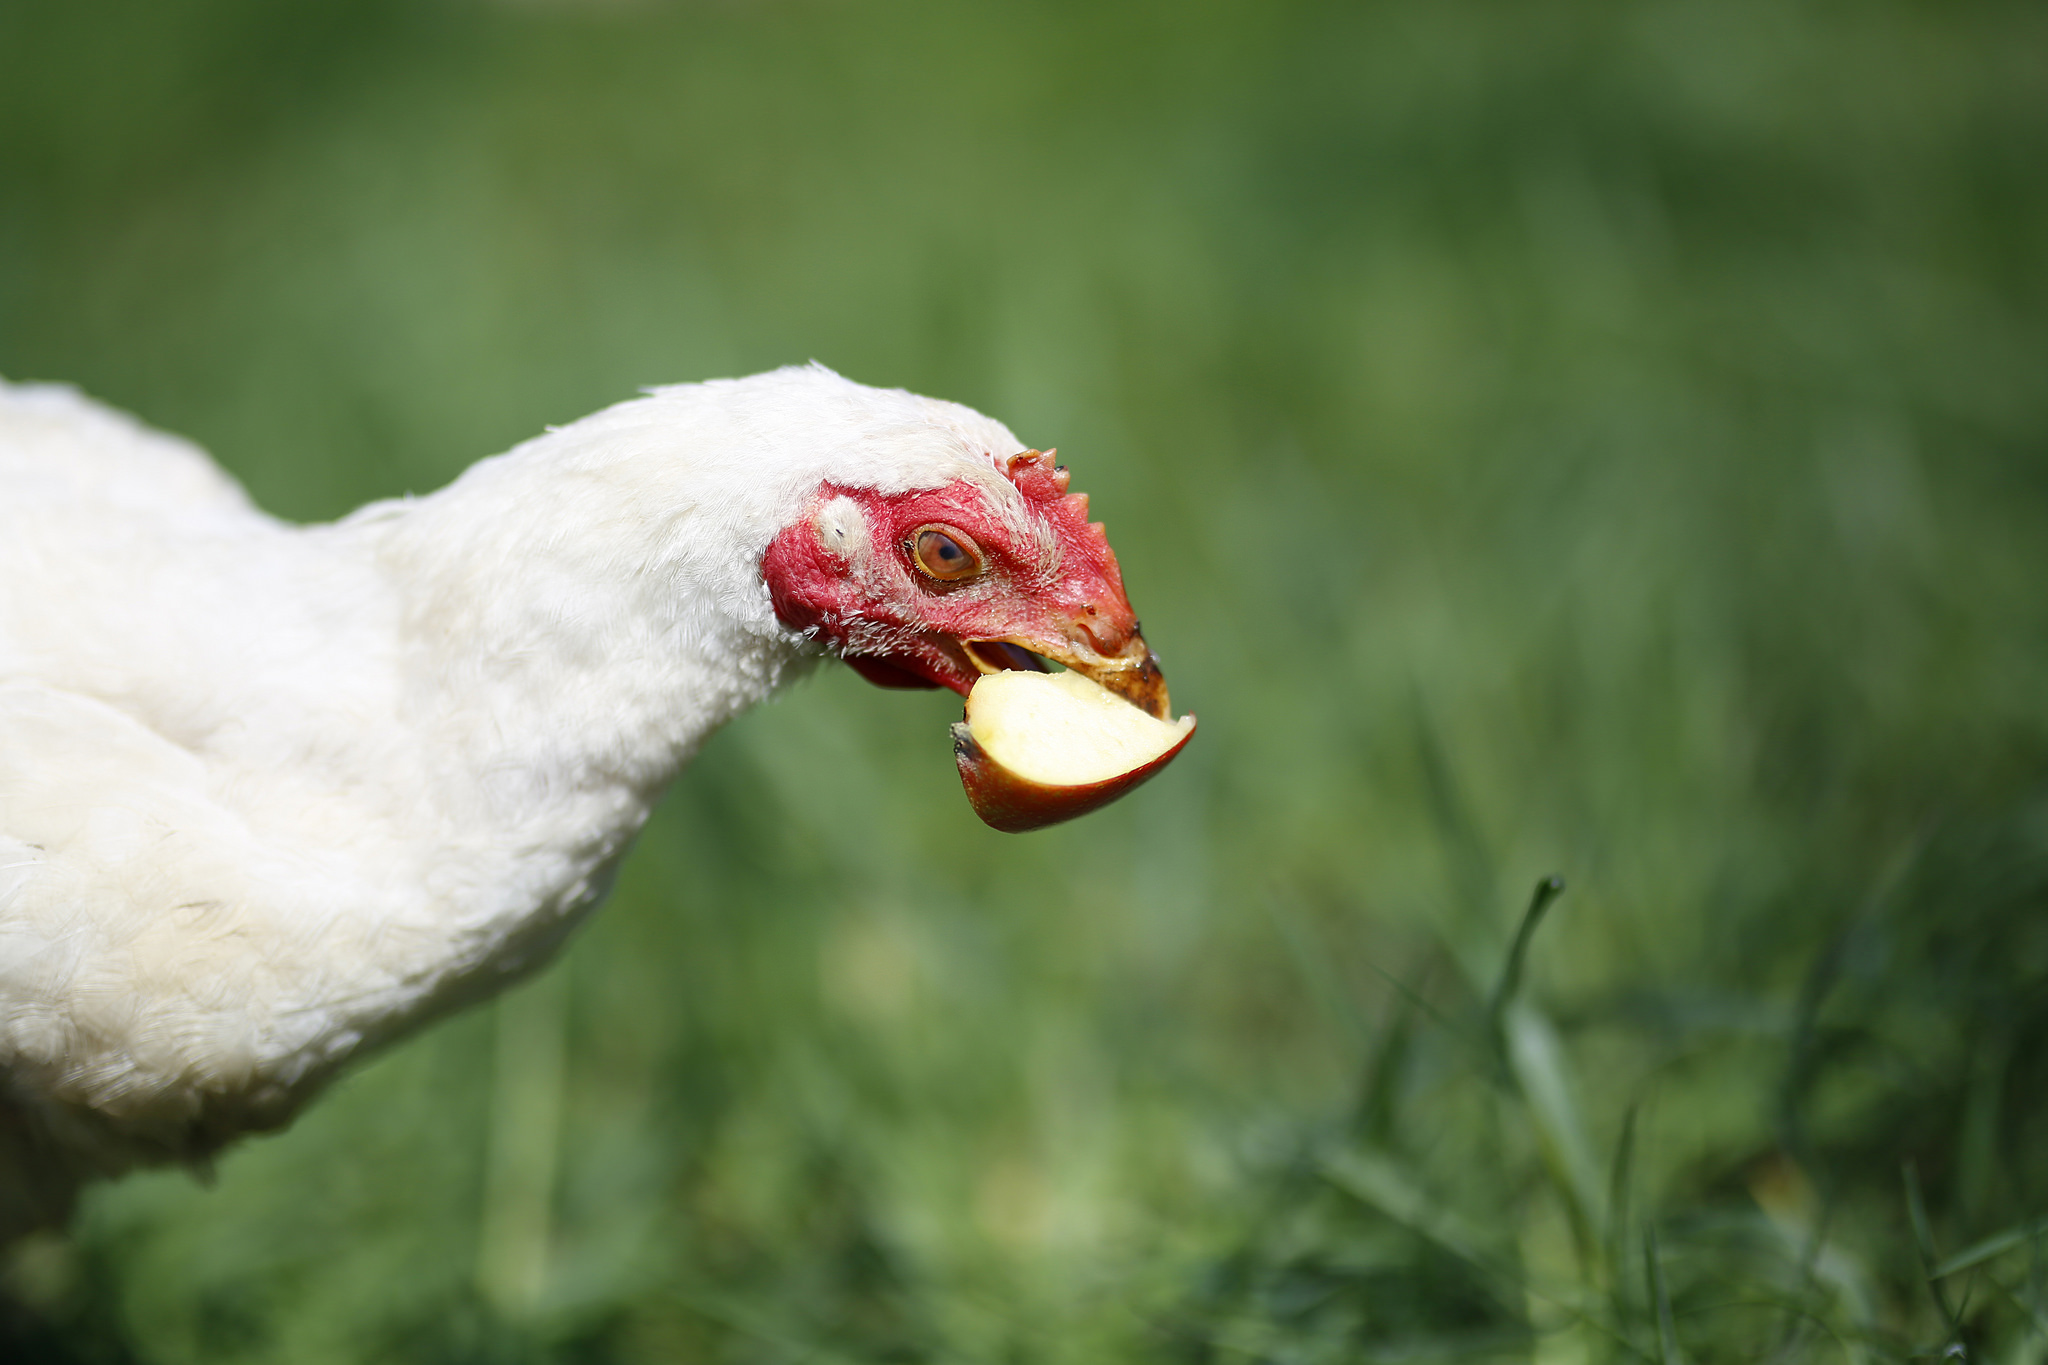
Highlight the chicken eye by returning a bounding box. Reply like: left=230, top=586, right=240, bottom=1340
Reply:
left=911, top=526, right=983, bottom=582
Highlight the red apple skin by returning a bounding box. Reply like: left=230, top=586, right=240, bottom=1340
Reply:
left=951, top=715, right=1196, bottom=833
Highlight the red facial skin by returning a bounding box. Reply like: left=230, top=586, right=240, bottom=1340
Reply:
left=761, top=452, right=1166, bottom=712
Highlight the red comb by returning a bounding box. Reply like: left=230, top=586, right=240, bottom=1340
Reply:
left=1000, top=449, right=1125, bottom=594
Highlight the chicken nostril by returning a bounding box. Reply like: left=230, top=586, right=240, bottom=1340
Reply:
left=1071, top=614, right=1121, bottom=655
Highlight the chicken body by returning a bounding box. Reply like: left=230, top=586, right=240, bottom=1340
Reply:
left=0, top=366, right=1116, bottom=1234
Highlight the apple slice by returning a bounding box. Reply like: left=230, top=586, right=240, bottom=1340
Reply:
left=952, top=669, right=1196, bottom=832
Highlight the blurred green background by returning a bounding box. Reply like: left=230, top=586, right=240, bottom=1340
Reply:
left=4, top=0, right=2048, bottom=1360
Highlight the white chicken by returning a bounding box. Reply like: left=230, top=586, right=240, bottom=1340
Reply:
left=0, top=365, right=1169, bottom=1236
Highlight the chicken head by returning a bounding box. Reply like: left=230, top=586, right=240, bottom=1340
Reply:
left=762, top=449, right=1171, bottom=718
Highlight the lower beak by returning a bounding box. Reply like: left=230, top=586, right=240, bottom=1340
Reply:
left=962, top=632, right=1173, bottom=719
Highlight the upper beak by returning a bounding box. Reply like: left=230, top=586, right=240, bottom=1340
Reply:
left=963, top=629, right=1173, bottom=719
left=1060, top=633, right=1171, bottom=719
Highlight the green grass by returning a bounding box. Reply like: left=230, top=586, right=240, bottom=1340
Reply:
left=4, top=0, right=2048, bottom=1360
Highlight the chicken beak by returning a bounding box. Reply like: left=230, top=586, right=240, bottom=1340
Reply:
left=962, top=630, right=1173, bottom=720
left=1068, top=634, right=1171, bottom=719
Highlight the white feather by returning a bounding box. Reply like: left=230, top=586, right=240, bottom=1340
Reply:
left=0, top=364, right=1029, bottom=1216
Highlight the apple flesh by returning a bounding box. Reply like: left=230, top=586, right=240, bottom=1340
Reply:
left=952, top=669, right=1196, bottom=832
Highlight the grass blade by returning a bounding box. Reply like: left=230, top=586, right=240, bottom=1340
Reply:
left=1606, top=1105, right=1640, bottom=1314
left=1932, top=1219, right=2048, bottom=1280
left=1486, top=876, right=1567, bottom=1067
left=1904, top=1162, right=1960, bottom=1336
left=1645, top=1222, right=1683, bottom=1365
